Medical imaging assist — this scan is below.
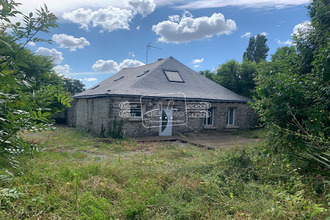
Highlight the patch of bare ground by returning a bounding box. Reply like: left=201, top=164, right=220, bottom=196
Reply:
left=135, top=131, right=263, bottom=149
left=55, top=142, right=163, bottom=161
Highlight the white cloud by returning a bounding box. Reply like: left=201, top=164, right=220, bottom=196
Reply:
left=53, top=64, right=71, bottom=74
left=240, top=32, right=266, bottom=39
left=169, top=15, right=180, bottom=22
left=53, top=65, right=101, bottom=79
left=92, top=60, right=119, bottom=73
left=192, top=58, right=204, bottom=64
left=63, top=7, right=133, bottom=32
left=152, top=11, right=236, bottom=43
left=52, top=34, right=90, bottom=51
left=83, top=77, right=98, bottom=82
left=27, top=41, right=36, bottom=46
left=136, top=25, right=141, bottom=30
left=62, top=0, right=155, bottom=32
left=192, top=58, right=204, bottom=68
left=92, top=59, right=144, bottom=73
left=128, top=51, right=135, bottom=57
left=17, top=0, right=123, bottom=18
left=128, top=0, right=156, bottom=17
left=68, top=71, right=105, bottom=76
left=119, top=59, right=144, bottom=69
left=62, top=8, right=92, bottom=30
left=35, top=47, right=63, bottom=64
left=16, top=0, right=308, bottom=21
left=241, top=32, right=251, bottom=38
left=172, top=0, right=309, bottom=9
left=277, top=39, right=292, bottom=45
left=292, top=21, right=312, bottom=38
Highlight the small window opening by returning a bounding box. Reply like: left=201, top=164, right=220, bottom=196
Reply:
left=114, top=76, right=124, bottom=82
left=227, top=108, right=235, bottom=126
left=91, top=85, right=99, bottom=90
left=130, top=103, right=145, bottom=118
left=137, top=70, right=149, bottom=77
left=204, top=108, right=214, bottom=126
left=164, top=70, right=184, bottom=83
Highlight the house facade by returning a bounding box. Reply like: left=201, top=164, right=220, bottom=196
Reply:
left=69, top=57, right=258, bottom=137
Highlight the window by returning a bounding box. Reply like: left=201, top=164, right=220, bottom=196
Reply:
left=227, top=108, right=235, bottom=126
left=137, top=70, right=149, bottom=77
left=204, top=107, right=214, bottom=126
left=114, top=76, right=124, bottom=82
left=130, top=104, right=145, bottom=118
left=164, top=70, right=184, bottom=83
left=90, top=85, right=99, bottom=90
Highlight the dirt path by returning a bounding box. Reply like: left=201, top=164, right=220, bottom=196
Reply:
left=134, top=131, right=262, bottom=149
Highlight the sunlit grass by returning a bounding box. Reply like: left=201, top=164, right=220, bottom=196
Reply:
left=0, top=126, right=328, bottom=219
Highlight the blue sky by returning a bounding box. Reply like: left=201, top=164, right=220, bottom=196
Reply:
left=21, top=0, right=310, bottom=88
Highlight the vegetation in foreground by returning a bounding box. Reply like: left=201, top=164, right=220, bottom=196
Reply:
left=0, top=126, right=328, bottom=219
left=201, top=0, right=329, bottom=175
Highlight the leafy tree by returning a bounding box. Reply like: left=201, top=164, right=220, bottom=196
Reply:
left=0, top=0, right=72, bottom=169
left=239, top=61, right=258, bottom=97
left=254, top=34, right=269, bottom=63
left=216, top=60, right=241, bottom=94
left=253, top=48, right=304, bottom=131
left=243, top=34, right=269, bottom=63
left=210, top=60, right=257, bottom=98
left=62, top=77, right=85, bottom=95
left=253, top=0, right=329, bottom=174
left=200, top=60, right=257, bottom=98
left=268, top=46, right=299, bottom=75
left=291, top=20, right=316, bottom=75
left=0, top=39, right=63, bottom=90
left=200, top=35, right=268, bottom=98
left=199, top=70, right=217, bottom=81
left=243, top=37, right=255, bottom=62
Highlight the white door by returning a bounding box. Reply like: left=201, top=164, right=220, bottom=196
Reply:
left=159, top=108, right=172, bottom=136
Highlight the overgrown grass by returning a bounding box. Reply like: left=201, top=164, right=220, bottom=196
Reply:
left=0, top=126, right=328, bottom=219
left=231, top=127, right=268, bottom=139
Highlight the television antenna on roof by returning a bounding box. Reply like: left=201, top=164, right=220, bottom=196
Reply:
left=146, top=43, right=161, bottom=64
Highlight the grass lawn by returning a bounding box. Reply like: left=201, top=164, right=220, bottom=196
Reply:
left=0, top=126, right=328, bottom=219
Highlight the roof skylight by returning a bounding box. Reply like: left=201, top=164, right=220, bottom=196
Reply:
left=114, top=76, right=124, bottom=82
left=137, top=70, right=149, bottom=77
left=164, top=70, right=184, bottom=83
left=90, top=85, right=100, bottom=90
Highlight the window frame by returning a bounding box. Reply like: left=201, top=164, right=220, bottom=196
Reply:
left=227, top=107, right=235, bottom=126
left=204, top=107, right=214, bottom=126
left=130, top=103, right=145, bottom=118
left=163, top=70, right=185, bottom=83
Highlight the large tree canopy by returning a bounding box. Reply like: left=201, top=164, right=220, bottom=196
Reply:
left=200, top=60, right=257, bottom=98
left=243, top=34, right=269, bottom=63
left=62, top=77, right=85, bottom=95
left=200, top=34, right=268, bottom=99
left=0, top=0, right=73, bottom=168
left=253, top=0, right=329, bottom=174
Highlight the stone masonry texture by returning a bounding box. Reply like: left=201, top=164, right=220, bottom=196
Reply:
left=68, top=97, right=259, bottom=138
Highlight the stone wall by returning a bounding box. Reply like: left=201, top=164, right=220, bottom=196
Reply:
left=72, top=97, right=111, bottom=136
left=70, top=96, right=259, bottom=137
left=67, top=100, right=77, bottom=127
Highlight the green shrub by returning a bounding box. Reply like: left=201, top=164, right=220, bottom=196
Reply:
left=79, top=191, right=112, bottom=219
left=108, top=120, right=124, bottom=139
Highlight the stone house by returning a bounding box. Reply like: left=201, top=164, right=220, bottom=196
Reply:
left=68, top=57, right=258, bottom=137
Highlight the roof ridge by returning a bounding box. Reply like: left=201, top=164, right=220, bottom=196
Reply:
left=73, top=56, right=250, bottom=102
left=120, top=57, right=171, bottom=71
left=131, top=57, right=172, bottom=85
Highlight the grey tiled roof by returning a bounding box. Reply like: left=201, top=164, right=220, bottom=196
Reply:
left=74, top=57, right=251, bottom=103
